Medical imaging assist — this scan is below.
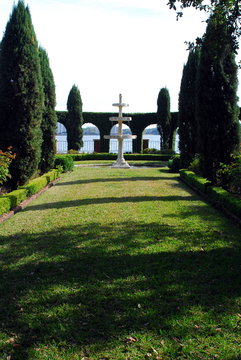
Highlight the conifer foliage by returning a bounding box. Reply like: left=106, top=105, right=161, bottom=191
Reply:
left=157, top=87, right=171, bottom=150
left=66, top=85, right=84, bottom=151
left=39, top=47, right=57, bottom=173
left=0, top=0, right=43, bottom=187
left=178, top=48, right=200, bottom=168
left=196, top=12, right=240, bottom=182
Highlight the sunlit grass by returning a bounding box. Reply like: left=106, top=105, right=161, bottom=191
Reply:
left=0, top=166, right=241, bottom=359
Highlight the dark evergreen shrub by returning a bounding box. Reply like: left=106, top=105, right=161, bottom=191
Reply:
left=168, top=155, right=181, bottom=172
left=66, top=85, right=84, bottom=151
left=196, top=12, right=240, bottom=182
left=39, top=47, right=57, bottom=173
left=178, top=48, right=200, bottom=168
left=157, top=88, right=171, bottom=150
left=0, top=0, right=44, bottom=187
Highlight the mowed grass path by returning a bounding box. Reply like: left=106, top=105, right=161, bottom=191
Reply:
left=0, top=167, right=241, bottom=360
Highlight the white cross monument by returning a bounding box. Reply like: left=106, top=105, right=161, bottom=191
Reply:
left=104, top=94, right=137, bottom=168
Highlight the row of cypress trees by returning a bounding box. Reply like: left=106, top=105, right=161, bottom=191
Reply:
left=0, top=1, right=84, bottom=188
left=178, top=10, right=240, bottom=182
left=0, top=0, right=57, bottom=187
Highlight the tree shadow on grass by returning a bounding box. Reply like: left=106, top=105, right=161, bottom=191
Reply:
left=1, top=220, right=241, bottom=359
left=56, top=176, right=173, bottom=187
left=23, top=195, right=196, bottom=212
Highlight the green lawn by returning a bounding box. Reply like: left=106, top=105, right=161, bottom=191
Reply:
left=0, top=167, right=241, bottom=360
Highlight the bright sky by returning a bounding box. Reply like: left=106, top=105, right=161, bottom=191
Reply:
left=0, top=0, right=240, bottom=113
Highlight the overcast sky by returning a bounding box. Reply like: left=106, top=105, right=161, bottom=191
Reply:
left=0, top=0, right=240, bottom=113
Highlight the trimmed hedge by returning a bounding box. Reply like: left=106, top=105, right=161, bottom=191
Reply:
left=20, top=169, right=60, bottom=197
left=20, top=176, right=48, bottom=197
left=3, top=189, right=28, bottom=208
left=54, top=155, right=74, bottom=172
left=58, top=153, right=172, bottom=162
left=0, top=168, right=61, bottom=217
left=180, top=169, right=241, bottom=222
left=180, top=169, right=212, bottom=192
left=0, top=196, right=11, bottom=216
left=168, top=155, right=181, bottom=173
left=206, top=186, right=241, bottom=218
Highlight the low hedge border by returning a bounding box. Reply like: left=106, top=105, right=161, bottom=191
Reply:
left=180, top=169, right=241, bottom=225
left=57, top=153, right=172, bottom=162
left=0, top=168, right=62, bottom=218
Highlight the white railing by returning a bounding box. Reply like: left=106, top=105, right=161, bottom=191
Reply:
left=109, top=139, right=133, bottom=153
left=57, top=141, right=94, bottom=154
left=56, top=139, right=161, bottom=154
left=148, top=141, right=160, bottom=150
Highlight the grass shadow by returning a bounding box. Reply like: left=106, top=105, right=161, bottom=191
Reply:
left=56, top=176, right=173, bottom=187
left=22, top=195, right=196, bottom=212
left=1, top=220, right=241, bottom=359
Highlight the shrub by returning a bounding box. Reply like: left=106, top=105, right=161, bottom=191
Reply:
left=19, top=176, right=48, bottom=197
left=43, top=169, right=61, bottom=183
left=207, top=186, right=241, bottom=218
left=54, top=155, right=74, bottom=172
left=68, top=149, right=79, bottom=154
left=143, top=148, right=160, bottom=154
left=180, top=169, right=241, bottom=221
left=60, top=153, right=172, bottom=162
left=168, top=154, right=181, bottom=172
left=216, top=155, right=241, bottom=195
left=0, top=196, right=11, bottom=215
left=188, top=154, right=202, bottom=175
left=20, top=169, right=61, bottom=197
left=0, top=168, right=62, bottom=217
left=0, top=148, right=16, bottom=185
left=4, top=189, right=28, bottom=208
left=180, top=169, right=212, bottom=192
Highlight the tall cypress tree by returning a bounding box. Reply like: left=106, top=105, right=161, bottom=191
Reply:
left=178, top=48, right=200, bottom=168
left=0, top=0, right=43, bottom=187
left=39, top=47, right=57, bottom=173
left=157, top=87, right=171, bottom=150
left=66, top=85, right=83, bottom=151
left=196, top=11, right=240, bottom=182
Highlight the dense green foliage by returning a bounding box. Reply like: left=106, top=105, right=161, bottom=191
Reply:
left=168, top=154, right=181, bottom=172
left=54, top=155, right=74, bottom=172
left=39, top=47, right=57, bottom=174
left=4, top=188, right=28, bottom=208
left=179, top=49, right=200, bottom=168
left=0, top=168, right=61, bottom=216
left=56, top=153, right=172, bottom=161
left=196, top=12, right=240, bottom=182
left=157, top=87, right=171, bottom=149
left=0, top=0, right=43, bottom=187
left=180, top=169, right=212, bottom=192
left=180, top=168, right=241, bottom=220
left=0, top=148, right=16, bottom=185
left=19, top=169, right=60, bottom=197
left=0, top=196, right=11, bottom=216
left=66, top=85, right=84, bottom=151
left=167, top=0, right=241, bottom=50
left=216, top=154, right=241, bottom=195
